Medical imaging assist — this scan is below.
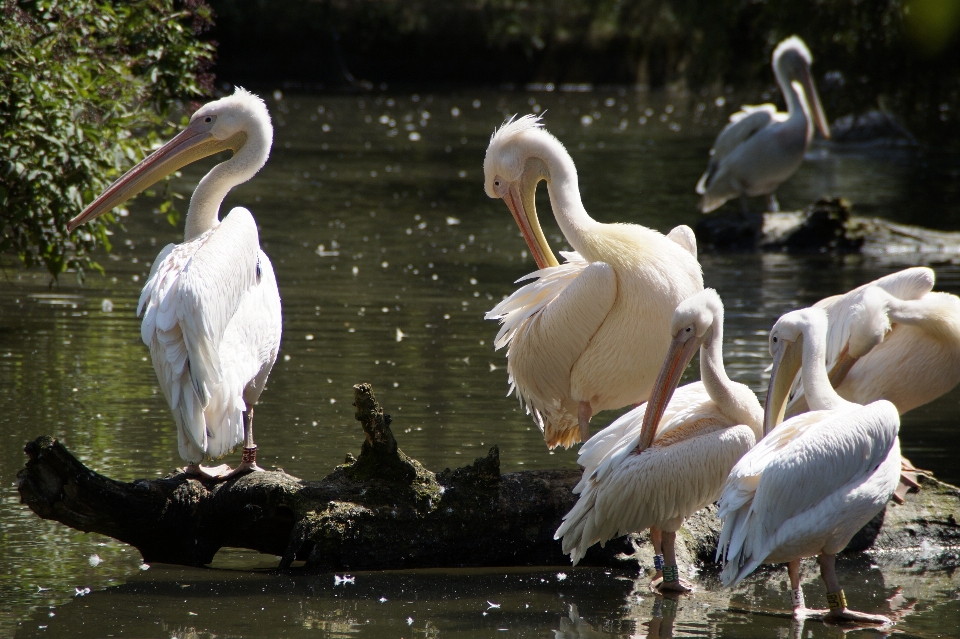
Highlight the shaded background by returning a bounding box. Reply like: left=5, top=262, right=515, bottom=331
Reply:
left=207, top=0, right=960, bottom=142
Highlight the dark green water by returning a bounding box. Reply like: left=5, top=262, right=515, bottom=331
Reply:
left=2, top=89, right=959, bottom=637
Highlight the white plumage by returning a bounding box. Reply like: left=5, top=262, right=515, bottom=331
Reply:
left=484, top=116, right=703, bottom=448
left=69, top=89, right=282, bottom=477
left=697, top=36, right=831, bottom=213
left=716, top=307, right=899, bottom=623
left=786, top=267, right=960, bottom=417
left=555, top=290, right=762, bottom=581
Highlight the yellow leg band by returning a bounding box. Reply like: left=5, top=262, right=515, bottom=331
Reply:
left=826, top=590, right=847, bottom=610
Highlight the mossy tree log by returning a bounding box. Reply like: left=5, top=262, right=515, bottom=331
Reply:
left=16, top=384, right=960, bottom=571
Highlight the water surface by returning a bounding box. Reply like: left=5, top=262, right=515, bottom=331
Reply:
left=2, top=89, right=959, bottom=637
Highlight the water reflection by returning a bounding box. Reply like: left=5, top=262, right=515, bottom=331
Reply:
left=2, top=89, right=960, bottom=636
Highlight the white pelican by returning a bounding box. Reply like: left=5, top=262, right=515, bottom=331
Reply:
left=785, top=267, right=960, bottom=500
left=696, top=36, right=831, bottom=213
left=555, top=289, right=761, bottom=593
left=786, top=267, right=960, bottom=417
left=717, top=307, right=900, bottom=624
left=68, top=88, right=282, bottom=479
left=484, top=115, right=703, bottom=448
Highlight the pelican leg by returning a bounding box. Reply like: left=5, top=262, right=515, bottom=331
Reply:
left=650, top=531, right=692, bottom=593
left=786, top=559, right=823, bottom=619
left=222, top=407, right=265, bottom=479
left=577, top=401, right=592, bottom=443
left=893, top=456, right=927, bottom=504
left=765, top=193, right=781, bottom=212
left=818, top=554, right=890, bottom=624
left=649, top=527, right=664, bottom=583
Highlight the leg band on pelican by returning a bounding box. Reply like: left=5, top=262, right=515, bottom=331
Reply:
left=241, top=445, right=258, bottom=464
left=661, top=597, right=678, bottom=614
left=790, top=588, right=805, bottom=609
left=653, top=554, right=665, bottom=571
left=651, top=597, right=663, bottom=618
left=661, top=565, right=679, bottom=583
left=825, top=590, right=847, bottom=610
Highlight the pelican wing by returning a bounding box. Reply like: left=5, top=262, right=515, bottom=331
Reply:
left=486, top=251, right=588, bottom=349
left=557, top=399, right=755, bottom=565
left=487, top=252, right=617, bottom=446
left=697, top=106, right=776, bottom=194
left=576, top=383, right=712, bottom=492
left=786, top=267, right=935, bottom=411
left=138, top=207, right=262, bottom=459
left=717, top=401, right=899, bottom=586
left=667, top=225, right=698, bottom=258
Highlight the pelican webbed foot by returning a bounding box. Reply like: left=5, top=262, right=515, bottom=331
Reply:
left=649, top=575, right=694, bottom=594
left=183, top=463, right=232, bottom=480
left=824, top=609, right=891, bottom=625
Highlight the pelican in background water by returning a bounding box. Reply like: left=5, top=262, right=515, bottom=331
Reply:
left=555, top=289, right=761, bottom=592
left=68, top=88, right=282, bottom=479
left=717, top=306, right=899, bottom=624
left=484, top=115, right=703, bottom=449
left=696, top=36, right=831, bottom=213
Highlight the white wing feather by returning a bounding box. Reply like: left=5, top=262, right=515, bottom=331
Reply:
left=717, top=400, right=900, bottom=586
left=137, top=208, right=266, bottom=463
left=697, top=106, right=776, bottom=194
left=786, top=267, right=935, bottom=411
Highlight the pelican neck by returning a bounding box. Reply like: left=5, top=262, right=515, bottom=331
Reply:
left=773, top=60, right=808, bottom=124
left=184, top=127, right=271, bottom=242
left=799, top=325, right=846, bottom=411
left=700, top=313, right=743, bottom=420
left=527, top=130, right=599, bottom=255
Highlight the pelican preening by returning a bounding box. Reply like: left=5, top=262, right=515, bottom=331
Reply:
left=717, top=307, right=899, bottom=624
left=786, top=267, right=960, bottom=418
left=68, top=88, right=282, bottom=479
left=696, top=36, right=831, bottom=213
left=484, top=115, right=703, bottom=448
left=556, top=289, right=762, bottom=592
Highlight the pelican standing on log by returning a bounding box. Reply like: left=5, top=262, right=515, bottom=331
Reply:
left=696, top=36, right=831, bottom=213
left=717, top=306, right=900, bottom=624
left=484, top=115, right=703, bottom=449
left=68, top=88, right=282, bottom=479
left=555, top=289, right=761, bottom=591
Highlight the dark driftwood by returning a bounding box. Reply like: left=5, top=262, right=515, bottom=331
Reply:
left=16, top=383, right=635, bottom=570
left=16, top=383, right=960, bottom=571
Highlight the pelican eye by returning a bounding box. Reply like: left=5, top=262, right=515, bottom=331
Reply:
left=773, top=336, right=778, bottom=343
left=204, top=116, right=213, bottom=123
left=685, top=327, right=691, bottom=332
left=494, top=180, right=501, bottom=187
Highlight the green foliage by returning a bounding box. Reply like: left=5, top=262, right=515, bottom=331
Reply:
left=0, top=0, right=214, bottom=279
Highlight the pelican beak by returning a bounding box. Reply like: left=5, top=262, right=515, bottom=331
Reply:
left=68, top=120, right=246, bottom=232
left=797, top=67, right=830, bottom=140
left=502, top=178, right=559, bottom=269
left=764, top=335, right=804, bottom=436
left=635, top=329, right=706, bottom=452
left=826, top=343, right=857, bottom=389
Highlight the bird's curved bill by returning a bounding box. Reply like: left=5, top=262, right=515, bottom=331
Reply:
left=502, top=181, right=559, bottom=269
left=764, top=335, right=804, bottom=436
left=67, top=122, right=246, bottom=232
left=636, top=331, right=705, bottom=452
left=797, top=68, right=830, bottom=139
left=826, top=343, right=857, bottom=389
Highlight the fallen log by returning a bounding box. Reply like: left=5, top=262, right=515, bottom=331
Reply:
left=16, top=383, right=960, bottom=572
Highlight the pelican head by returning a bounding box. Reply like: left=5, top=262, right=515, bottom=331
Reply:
left=635, top=289, right=724, bottom=451
left=772, top=36, right=830, bottom=140
left=827, top=286, right=892, bottom=387
left=68, top=88, right=273, bottom=235
left=483, top=115, right=561, bottom=269
left=765, top=307, right=828, bottom=434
